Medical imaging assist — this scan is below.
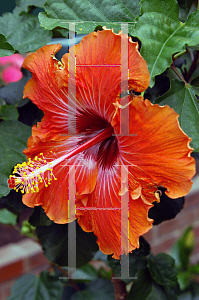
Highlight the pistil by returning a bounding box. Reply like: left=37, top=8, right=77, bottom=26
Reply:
left=8, top=125, right=114, bottom=194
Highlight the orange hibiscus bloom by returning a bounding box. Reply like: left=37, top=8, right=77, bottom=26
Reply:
left=8, top=29, right=195, bottom=259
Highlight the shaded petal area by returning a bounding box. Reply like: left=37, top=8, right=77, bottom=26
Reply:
left=113, top=96, right=195, bottom=199
left=78, top=166, right=153, bottom=259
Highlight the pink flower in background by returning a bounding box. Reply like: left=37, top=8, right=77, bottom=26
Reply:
left=0, top=54, right=25, bottom=84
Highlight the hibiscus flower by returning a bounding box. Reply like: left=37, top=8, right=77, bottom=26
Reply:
left=8, top=29, right=195, bottom=259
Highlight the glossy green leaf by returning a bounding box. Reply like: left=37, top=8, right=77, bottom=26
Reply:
left=71, top=279, right=114, bottom=300
left=108, top=237, right=150, bottom=282
left=72, top=264, right=98, bottom=281
left=0, top=11, right=52, bottom=53
left=0, top=34, right=14, bottom=57
left=127, top=269, right=168, bottom=300
left=177, top=0, right=195, bottom=22
left=0, top=120, right=31, bottom=198
left=191, top=74, right=199, bottom=94
left=8, top=271, right=63, bottom=300
left=0, top=208, right=17, bottom=225
left=39, top=0, right=140, bottom=34
left=134, top=0, right=199, bottom=87
left=0, top=105, right=19, bottom=120
left=148, top=253, right=178, bottom=290
left=15, top=0, right=46, bottom=13
left=36, top=221, right=99, bottom=267
left=155, top=79, right=199, bottom=152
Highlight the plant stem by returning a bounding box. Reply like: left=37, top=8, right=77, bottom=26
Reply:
left=111, top=277, right=127, bottom=300
left=170, top=64, right=188, bottom=85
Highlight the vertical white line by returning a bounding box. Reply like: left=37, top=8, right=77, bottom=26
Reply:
left=120, top=23, right=129, bottom=136
left=120, top=23, right=130, bottom=278
left=120, top=164, right=129, bottom=278
left=68, top=22, right=77, bottom=276
left=68, top=165, right=76, bottom=276
left=68, top=22, right=76, bottom=135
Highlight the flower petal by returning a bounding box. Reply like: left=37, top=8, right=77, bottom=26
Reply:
left=0, top=54, right=24, bottom=67
left=23, top=44, right=70, bottom=134
left=2, top=66, right=23, bottom=84
left=22, top=163, right=71, bottom=224
left=60, top=29, right=150, bottom=122
left=23, top=121, right=99, bottom=217
left=112, top=96, right=195, bottom=199
left=78, top=166, right=153, bottom=259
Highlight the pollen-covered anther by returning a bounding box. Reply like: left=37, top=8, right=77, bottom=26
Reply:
left=8, top=153, right=57, bottom=194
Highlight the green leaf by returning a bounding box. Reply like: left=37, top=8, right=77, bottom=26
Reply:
left=36, top=221, right=99, bottom=267
left=177, top=0, right=195, bottom=22
left=0, top=34, right=14, bottom=57
left=0, top=105, right=19, bottom=120
left=8, top=271, right=63, bottom=300
left=148, top=253, right=178, bottom=291
left=108, top=237, right=150, bottom=282
left=191, top=74, right=199, bottom=94
left=15, top=0, right=46, bottom=13
left=71, top=279, right=114, bottom=300
left=134, top=0, right=199, bottom=87
left=155, top=79, right=199, bottom=152
left=73, top=264, right=98, bottom=281
left=0, top=120, right=31, bottom=198
left=0, top=208, right=17, bottom=225
left=0, top=11, right=52, bottom=54
left=127, top=269, right=168, bottom=300
left=39, top=0, right=140, bottom=34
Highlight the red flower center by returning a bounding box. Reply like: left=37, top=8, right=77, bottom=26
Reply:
left=75, top=108, right=119, bottom=169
